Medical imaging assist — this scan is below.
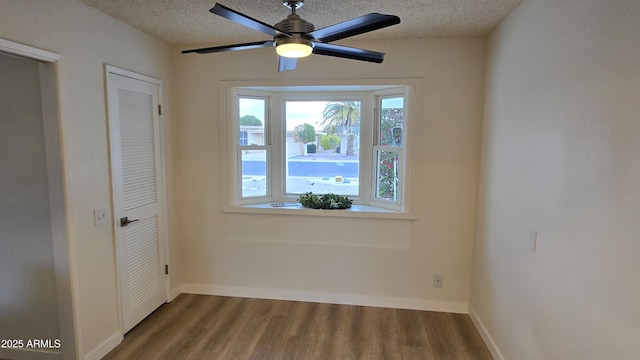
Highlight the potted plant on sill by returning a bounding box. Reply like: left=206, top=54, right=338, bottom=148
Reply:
left=298, top=192, right=352, bottom=210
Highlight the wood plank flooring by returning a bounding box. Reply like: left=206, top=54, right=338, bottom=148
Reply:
left=103, top=294, right=492, bottom=360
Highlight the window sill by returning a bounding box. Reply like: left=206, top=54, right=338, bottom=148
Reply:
left=223, top=203, right=416, bottom=220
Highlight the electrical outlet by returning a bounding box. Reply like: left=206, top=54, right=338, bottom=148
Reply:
left=433, top=274, right=443, bottom=288
left=94, top=208, right=108, bottom=226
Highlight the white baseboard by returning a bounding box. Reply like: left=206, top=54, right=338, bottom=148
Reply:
left=468, top=306, right=504, bottom=360
left=180, top=284, right=469, bottom=314
left=169, top=286, right=181, bottom=302
left=84, top=331, right=122, bottom=360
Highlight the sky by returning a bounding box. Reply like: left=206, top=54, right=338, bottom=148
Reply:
left=239, top=99, right=329, bottom=130
left=285, top=101, right=328, bottom=130
left=239, top=97, right=404, bottom=131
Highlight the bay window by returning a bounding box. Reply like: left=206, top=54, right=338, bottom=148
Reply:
left=222, top=80, right=418, bottom=216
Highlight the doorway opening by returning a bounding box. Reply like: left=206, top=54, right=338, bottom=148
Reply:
left=0, top=39, right=76, bottom=360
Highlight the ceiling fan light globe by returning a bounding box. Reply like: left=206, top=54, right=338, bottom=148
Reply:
left=275, top=37, right=314, bottom=58
left=276, top=43, right=313, bottom=58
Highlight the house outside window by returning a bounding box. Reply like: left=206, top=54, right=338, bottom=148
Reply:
left=239, top=130, right=248, bottom=145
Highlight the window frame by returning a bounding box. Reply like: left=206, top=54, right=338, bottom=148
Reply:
left=231, top=91, right=272, bottom=204
left=370, top=91, right=409, bottom=211
left=219, top=80, right=420, bottom=219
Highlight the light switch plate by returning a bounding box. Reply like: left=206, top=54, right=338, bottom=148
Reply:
left=94, top=208, right=108, bottom=226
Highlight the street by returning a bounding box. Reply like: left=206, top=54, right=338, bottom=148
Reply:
left=242, top=159, right=359, bottom=178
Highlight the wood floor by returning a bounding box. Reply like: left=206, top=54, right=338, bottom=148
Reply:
left=103, top=294, right=492, bottom=360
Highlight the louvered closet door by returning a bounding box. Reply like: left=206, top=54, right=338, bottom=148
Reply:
left=107, top=69, right=167, bottom=334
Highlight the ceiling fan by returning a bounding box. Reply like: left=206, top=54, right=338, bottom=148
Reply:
left=182, top=1, right=401, bottom=72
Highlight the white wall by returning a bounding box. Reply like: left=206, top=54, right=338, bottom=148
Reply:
left=470, top=0, right=640, bottom=359
left=0, top=52, right=61, bottom=359
left=0, top=0, right=174, bottom=358
left=173, top=38, right=486, bottom=311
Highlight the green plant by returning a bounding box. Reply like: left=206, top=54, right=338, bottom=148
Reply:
left=379, top=108, right=402, bottom=145
left=293, top=123, right=316, bottom=143
left=320, top=101, right=360, bottom=135
left=240, top=115, right=263, bottom=126
left=377, top=107, right=403, bottom=200
left=321, top=101, right=360, bottom=155
left=377, top=152, right=398, bottom=201
left=320, top=134, right=340, bottom=150
left=298, top=192, right=352, bottom=210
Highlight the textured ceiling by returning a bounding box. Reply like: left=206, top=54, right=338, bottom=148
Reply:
left=78, top=0, right=523, bottom=46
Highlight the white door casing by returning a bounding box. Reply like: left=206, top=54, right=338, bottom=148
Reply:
left=106, top=66, right=167, bottom=334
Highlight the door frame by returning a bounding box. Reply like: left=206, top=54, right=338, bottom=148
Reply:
left=0, top=38, right=78, bottom=360
left=104, top=64, right=170, bottom=335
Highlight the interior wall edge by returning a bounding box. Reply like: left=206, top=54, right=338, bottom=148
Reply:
left=83, top=331, right=123, bottom=360
left=469, top=306, right=505, bottom=360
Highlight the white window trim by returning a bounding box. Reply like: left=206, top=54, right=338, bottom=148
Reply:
left=218, top=79, right=422, bottom=219
left=227, top=90, right=273, bottom=205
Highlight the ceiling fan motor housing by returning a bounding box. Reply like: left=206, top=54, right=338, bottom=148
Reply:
left=275, top=13, right=315, bottom=35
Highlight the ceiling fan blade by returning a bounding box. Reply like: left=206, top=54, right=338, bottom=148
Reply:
left=211, top=3, right=290, bottom=38
left=312, top=43, right=385, bottom=63
left=309, top=13, right=400, bottom=43
left=182, top=40, right=274, bottom=54
left=278, top=56, right=298, bottom=72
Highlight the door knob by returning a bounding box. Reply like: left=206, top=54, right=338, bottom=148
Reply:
left=119, top=217, right=140, bottom=227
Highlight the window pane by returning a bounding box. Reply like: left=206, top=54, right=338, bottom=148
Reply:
left=239, top=98, right=265, bottom=146
left=379, top=97, right=404, bottom=146
left=376, top=150, right=400, bottom=201
left=285, top=101, right=359, bottom=196
left=241, top=149, right=267, bottom=198
left=239, top=130, right=248, bottom=146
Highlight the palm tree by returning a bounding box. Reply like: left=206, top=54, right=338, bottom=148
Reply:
left=320, top=101, right=360, bottom=155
